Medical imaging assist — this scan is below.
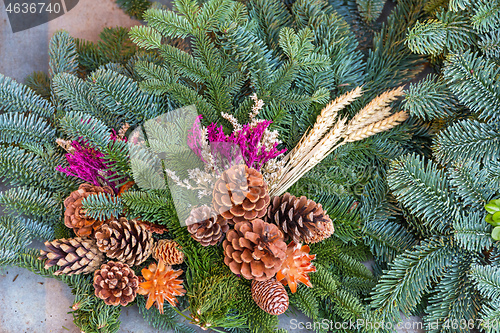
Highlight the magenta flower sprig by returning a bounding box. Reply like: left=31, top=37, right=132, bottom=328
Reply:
left=56, top=139, right=119, bottom=192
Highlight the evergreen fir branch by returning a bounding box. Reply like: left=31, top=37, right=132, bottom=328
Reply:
left=363, top=0, right=425, bottom=97
left=81, top=193, right=123, bottom=220
left=116, top=0, right=151, bottom=19
left=471, top=0, right=500, bottom=33
left=356, top=0, right=385, bottom=23
left=48, top=30, right=79, bottom=78
left=76, top=27, right=137, bottom=72
left=448, top=161, right=495, bottom=209
left=309, top=263, right=340, bottom=299
left=433, top=119, right=500, bottom=164
left=471, top=264, right=500, bottom=300
left=371, top=236, right=455, bottom=321
left=0, top=186, right=61, bottom=222
left=480, top=30, right=500, bottom=59
left=0, top=73, right=55, bottom=118
left=388, top=154, right=457, bottom=233
left=289, top=287, right=321, bottom=326
left=129, top=26, right=164, bottom=50
left=196, top=0, right=234, bottom=31
left=89, top=69, right=165, bottom=125
left=480, top=301, right=500, bottom=333
left=142, top=7, right=192, bottom=39
left=443, top=51, right=500, bottom=121
left=0, top=112, right=55, bottom=145
left=0, top=146, right=75, bottom=191
left=329, top=287, right=366, bottom=322
left=24, top=71, right=51, bottom=99
left=453, top=212, right=492, bottom=253
left=52, top=73, right=121, bottom=128
left=246, top=0, right=292, bottom=52
left=423, top=255, right=481, bottom=332
left=136, top=296, right=195, bottom=333
left=449, top=0, right=471, bottom=11
left=362, top=219, right=418, bottom=264
left=0, top=216, right=32, bottom=266
left=59, top=111, right=112, bottom=149
left=121, top=190, right=171, bottom=226
left=403, top=74, right=456, bottom=120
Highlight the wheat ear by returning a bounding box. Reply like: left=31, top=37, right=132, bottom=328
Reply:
left=271, top=118, right=347, bottom=196
left=344, top=86, right=405, bottom=136
left=287, top=87, right=363, bottom=167
left=344, top=111, right=409, bottom=143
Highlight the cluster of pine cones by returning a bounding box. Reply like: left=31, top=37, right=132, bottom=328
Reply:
left=185, top=164, right=334, bottom=315
left=39, top=183, right=185, bottom=309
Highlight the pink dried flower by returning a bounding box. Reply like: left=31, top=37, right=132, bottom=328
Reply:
left=56, top=139, right=119, bottom=192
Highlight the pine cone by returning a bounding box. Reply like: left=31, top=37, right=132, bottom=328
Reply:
left=152, top=239, right=184, bottom=265
left=93, top=261, right=139, bottom=306
left=251, top=278, right=289, bottom=315
left=213, top=164, right=270, bottom=224
left=39, top=237, right=104, bottom=275
left=95, top=217, right=153, bottom=266
left=223, top=219, right=286, bottom=281
left=135, top=219, right=168, bottom=235
left=64, top=183, right=114, bottom=237
left=265, top=193, right=334, bottom=244
left=186, top=206, right=230, bottom=246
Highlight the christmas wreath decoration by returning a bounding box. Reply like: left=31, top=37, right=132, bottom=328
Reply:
left=0, top=0, right=450, bottom=332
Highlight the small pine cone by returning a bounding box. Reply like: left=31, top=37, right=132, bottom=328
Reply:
left=95, top=217, right=153, bottom=266
left=135, top=218, right=168, bottom=235
left=152, top=239, right=184, bottom=265
left=39, top=237, right=104, bottom=275
left=223, top=219, right=287, bottom=281
left=251, top=278, right=289, bottom=315
left=213, top=164, right=270, bottom=224
left=186, top=206, right=229, bottom=246
left=64, top=183, right=114, bottom=237
left=265, top=193, right=334, bottom=244
left=93, top=261, right=139, bottom=306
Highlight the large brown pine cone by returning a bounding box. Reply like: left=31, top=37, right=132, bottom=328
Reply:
left=265, top=193, right=334, bottom=244
left=64, top=183, right=114, bottom=237
left=186, top=205, right=230, bottom=246
left=39, top=237, right=104, bottom=275
left=95, top=217, right=153, bottom=266
left=152, top=239, right=184, bottom=265
left=93, top=261, right=139, bottom=306
left=251, top=278, right=289, bottom=315
left=213, top=164, right=270, bottom=224
left=223, top=219, right=286, bottom=281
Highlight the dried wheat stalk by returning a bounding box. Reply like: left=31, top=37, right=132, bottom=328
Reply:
left=287, top=87, right=363, bottom=168
left=344, top=86, right=404, bottom=136
left=270, top=87, right=408, bottom=197
left=344, top=111, right=409, bottom=143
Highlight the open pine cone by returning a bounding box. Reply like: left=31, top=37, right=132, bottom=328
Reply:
left=64, top=183, right=114, bottom=237
left=93, top=261, right=139, bottom=306
left=186, top=205, right=230, bottom=246
left=213, top=164, right=270, bottom=224
left=39, top=237, right=104, bottom=275
left=265, top=193, right=334, bottom=243
left=152, top=239, right=184, bottom=265
left=223, top=219, right=286, bottom=281
left=95, top=217, right=153, bottom=266
left=251, top=278, right=289, bottom=315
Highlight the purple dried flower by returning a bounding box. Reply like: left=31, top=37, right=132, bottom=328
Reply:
left=56, top=139, right=119, bottom=192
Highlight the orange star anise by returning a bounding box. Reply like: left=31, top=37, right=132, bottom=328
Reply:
left=138, top=259, right=186, bottom=313
left=276, top=241, right=316, bottom=293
